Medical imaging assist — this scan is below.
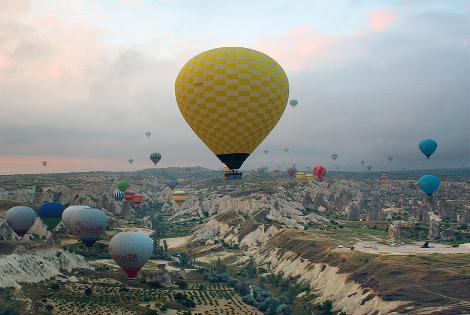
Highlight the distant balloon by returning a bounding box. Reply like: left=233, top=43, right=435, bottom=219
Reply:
left=109, top=231, right=153, bottom=279
left=124, top=191, right=135, bottom=202
left=73, top=208, right=108, bottom=247
left=284, top=147, right=289, bottom=153
left=366, top=165, right=372, bottom=171
left=287, top=166, right=297, bottom=178
left=62, top=205, right=91, bottom=236
left=38, top=202, right=65, bottom=231
left=418, top=175, right=440, bottom=196
left=331, top=154, right=338, bottom=161
left=117, top=180, right=129, bottom=192
left=166, top=179, right=178, bottom=190
left=336, top=166, right=340, bottom=170
left=289, top=99, right=298, bottom=108
left=42, top=161, right=47, bottom=167
left=419, top=139, right=438, bottom=159
left=313, top=165, right=326, bottom=181
left=305, top=173, right=314, bottom=180
left=113, top=190, right=124, bottom=201
left=175, top=47, right=289, bottom=170
left=131, top=194, right=144, bottom=206
left=5, top=206, right=37, bottom=238
left=264, top=150, right=269, bottom=155
left=296, top=172, right=306, bottom=180
left=360, top=161, right=365, bottom=165
left=172, top=190, right=188, bottom=206
left=149, top=153, right=161, bottom=166
left=128, top=159, right=134, bottom=165
left=388, top=156, right=393, bottom=162
left=145, top=131, right=151, bottom=138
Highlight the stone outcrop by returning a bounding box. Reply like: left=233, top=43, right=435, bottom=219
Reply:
left=438, top=199, right=456, bottom=222
left=459, top=208, right=470, bottom=224
left=428, top=220, right=440, bottom=240
left=145, top=270, right=172, bottom=288
left=366, top=198, right=383, bottom=221
left=388, top=223, right=401, bottom=242
left=347, top=203, right=360, bottom=221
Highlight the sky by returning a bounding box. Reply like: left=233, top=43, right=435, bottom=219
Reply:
left=0, top=0, right=468, bottom=174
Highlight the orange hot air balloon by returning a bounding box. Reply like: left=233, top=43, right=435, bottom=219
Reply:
left=313, top=165, right=326, bottom=181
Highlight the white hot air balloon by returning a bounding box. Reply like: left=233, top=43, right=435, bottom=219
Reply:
left=62, top=205, right=91, bottom=236
left=109, top=231, right=153, bottom=279
left=5, top=206, right=37, bottom=238
left=73, top=208, right=108, bottom=247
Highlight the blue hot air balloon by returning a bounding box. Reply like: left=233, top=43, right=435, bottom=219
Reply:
left=418, top=175, right=440, bottom=196
left=38, top=202, right=65, bottom=231
left=419, top=139, right=437, bottom=159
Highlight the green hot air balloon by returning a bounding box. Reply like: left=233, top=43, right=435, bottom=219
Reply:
left=117, top=180, right=129, bottom=192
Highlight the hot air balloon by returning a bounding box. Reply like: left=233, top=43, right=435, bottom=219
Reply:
left=418, top=175, right=440, bottom=196
left=145, top=131, right=151, bottom=138
left=360, top=161, right=365, bottom=165
left=367, top=165, right=372, bottom=171
left=289, top=99, right=298, bottom=108
left=38, top=202, right=65, bottom=231
left=175, top=47, right=289, bottom=171
left=5, top=206, right=37, bottom=238
left=117, top=180, right=129, bottom=192
left=296, top=172, right=306, bottom=180
left=113, top=190, right=124, bottom=201
left=264, top=150, right=269, bottom=155
left=331, top=154, right=338, bottom=161
left=109, top=231, right=153, bottom=279
left=42, top=161, right=47, bottom=167
left=128, top=158, right=134, bottom=165
left=131, top=195, right=144, bottom=206
left=305, top=173, right=314, bottom=181
left=124, top=191, right=135, bottom=202
left=166, top=179, right=178, bottom=190
left=149, top=153, right=161, bottom=166
left=419, top=139, right=437, bottom=159
left=380, top=173, right=388, bottom=180
left=287, top=166, right=297, bottom=178
left=284, top=147, right=289, bottom=153
left=62, top=205, right=91, bottom=236
left=172, top=190, right=188, bottom=206
left=313, top=165, right=326, bottom=181
left=388, top=156, right=393, bottom=162
left=73, top=208, right=108, bottom=247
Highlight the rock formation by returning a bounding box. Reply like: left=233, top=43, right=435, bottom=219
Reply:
left=437, top=199, right=456, bottom=222
left=367, top=198, right=383, bottom=221
left=388, top=223, right=401, bottom=242
left=428, top=220, right=440, bottom=240
left=348, top=203, right=360, bottom=221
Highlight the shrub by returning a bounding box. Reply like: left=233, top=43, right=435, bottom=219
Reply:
left=84, top=288, right=93, bottom=296
left=49, top=283, right=60, bottom=291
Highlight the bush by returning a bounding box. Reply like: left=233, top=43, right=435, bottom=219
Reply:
left=177, top=279, right=188, bottom=290
left=49, top=283, right=60, bottom=291
left=84, top=288, right=93, bottom=296
left=174, top=292, right=184, bottom=301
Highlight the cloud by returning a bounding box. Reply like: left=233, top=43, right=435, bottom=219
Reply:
left=366, top=10, right=398, bottom=32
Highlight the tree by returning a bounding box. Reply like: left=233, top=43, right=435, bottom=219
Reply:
left=163, top=240, right=168, bottom=253
left=84, top=288, right=92, bottom=296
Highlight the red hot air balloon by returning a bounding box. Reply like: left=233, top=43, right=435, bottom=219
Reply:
left=42, top=161, right=47, bottom=167
left=313, top=165, right=326, bottom=181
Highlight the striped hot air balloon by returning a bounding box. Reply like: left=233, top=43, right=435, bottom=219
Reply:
left=172, top=190, right=188, bottom=206
left=113, top=190, right=124, bottom=201
left=313, top=165, right=326, bottom=181
left=131, top=195, right=144, bottom=206
left=287, top=166, right=297, bottom=178
left=5, top=206, right=37, bottom=238
left=124, top=191, right=136, bottom=202
left=296, top=172, right=306, bottom=180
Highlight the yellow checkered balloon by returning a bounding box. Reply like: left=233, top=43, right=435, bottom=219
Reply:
left=175, top=47, right=289, bottom=169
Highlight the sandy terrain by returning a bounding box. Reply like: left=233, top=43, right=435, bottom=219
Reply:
left=346, top=241, right=470, bottom=255
left=162, top=236, right=192, bottom=249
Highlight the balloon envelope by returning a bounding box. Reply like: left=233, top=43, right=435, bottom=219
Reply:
left=117, top=180, right=129, bottom=192
left=145, top=131, right=151, bottom=138
left=166, top=179, right=178, bottom=190
left=388, top=156, right=393, bottom=162
left=175, top=47, right=289, bottom=170
left=109, top=231, right=153, bottom=279
left=62, top=205, right=91, bottom=236
left=150, top=153, right=161, bottom=166
left=313, top=165, right=326, bottom=181
left=172, top=190, right=188, bottom=206
left=113, top=190, right=124, bottom=201
left=419, top=139, right=437, bottom=159
left=73, top=208, right=108, bottom=247
left=289, top=99, right=298, bottom=108
left=287, top=166, right=297, bottom=178
left=38, top=202, right=65, bottom=231
left=331, top=154, right=338, bottom=161
left=5, top=206, right=37, bottom=238
left=42, top=161, right=47, bottom=167
left=128, top=159, right=134, bottom=165
left=418, top=175, right=440, bottom=196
